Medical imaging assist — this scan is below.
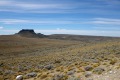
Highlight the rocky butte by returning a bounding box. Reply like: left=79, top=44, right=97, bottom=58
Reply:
left=16, top=29, right=47, bottom=38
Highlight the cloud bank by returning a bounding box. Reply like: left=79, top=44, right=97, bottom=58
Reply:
left=0, top=18, right=120, bottom=25
left=0, top=0, right=120, bottom=13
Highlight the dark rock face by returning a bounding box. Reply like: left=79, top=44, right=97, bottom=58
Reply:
left=18, top=29, right=35, bottom=34
left=37, top=33, right=47, bottom=38
left=17, top=29, right=46, bottom=38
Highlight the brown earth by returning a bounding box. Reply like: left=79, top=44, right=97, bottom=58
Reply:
left=0, top=34, right=120, bottom=80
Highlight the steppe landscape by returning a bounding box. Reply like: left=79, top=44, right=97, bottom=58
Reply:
left=0, top=0, right=120, bottom=80
left=0, top=30, right=120, bottom=80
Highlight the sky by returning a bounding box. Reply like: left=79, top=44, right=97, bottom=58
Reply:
left=0, top=0, right=120, bottom=37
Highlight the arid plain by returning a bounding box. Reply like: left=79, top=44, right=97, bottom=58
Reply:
left=0, top=31, right=120, bottom=80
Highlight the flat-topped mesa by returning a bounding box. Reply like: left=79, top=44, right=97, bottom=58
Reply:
left=18, top=29, right=36, bottom=34
left=17, top=29, right=46, bottom=38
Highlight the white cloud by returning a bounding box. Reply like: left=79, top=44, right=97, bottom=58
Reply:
left=0, top=0, right=118, bottom=14
left=0, top=30, right=19, bottom=35
left=0, top=19, right=29, bottom=24
left=0, top=19, right=76, bottom=24
left=16, top=3, right=68, bottom=10
left=93, top=26, right=120, bottom=30
left=95, top=18, right=120, bottom=21
left=1, top=18, right=120, bottom=26
left=86, top=18, right=120, bottom=25
left=0, top=30, right=18, bottom=32
left=56, top=28, right=66, bottom=30
left=0, top=1, right=12, bottom=5
left=0, top=26, right=3, bottom=29
left=0, top=0, right=76, bottom=12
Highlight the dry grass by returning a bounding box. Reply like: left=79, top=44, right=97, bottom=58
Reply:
left=0, top=35, right=120, bottom=80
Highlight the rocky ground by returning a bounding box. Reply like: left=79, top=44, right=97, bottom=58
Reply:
left=0, top=35, right=120, bottom=80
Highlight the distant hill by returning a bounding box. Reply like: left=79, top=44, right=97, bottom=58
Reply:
left=16, top=29, right=47, bottom=38
left=0, top=30, right=120, bottom=80
left=48, top=34, right=120, bottom=42
left=15, top=29, right=120, bottom=42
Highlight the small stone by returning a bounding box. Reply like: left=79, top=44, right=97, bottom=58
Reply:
left=93, top=67, right=105, bottom=74
left=67, top=76, right=81, bottom=80
left=44, top=64, right=53, bottom=70
left=37, top=65, right=44, bottom=69
left=109, top=71, right=112, bottom=74
left=16, top=75, right=23, bottom=80
left=0, top=63, right=4, bottom=67
left=4, top=70, right=15, bottom=75
left=84, top=66, right=93, bottom=71
left=85, top=72, right=92, bottom=77
left=25, top=72, right=37, bottom=78
left=54, top=60, right=61, bottom=63
left=67, top=70, right=75, bottom=75
left=53, top=74, right=64, bottom=80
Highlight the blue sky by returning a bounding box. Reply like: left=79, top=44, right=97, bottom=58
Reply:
left=0, top=0, right=120, bottom=37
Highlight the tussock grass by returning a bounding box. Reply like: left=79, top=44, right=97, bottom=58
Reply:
left=0, top=35, right=120, bottom=80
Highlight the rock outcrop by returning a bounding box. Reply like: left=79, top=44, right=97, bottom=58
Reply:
left=16, top=29, right=46, bottom=38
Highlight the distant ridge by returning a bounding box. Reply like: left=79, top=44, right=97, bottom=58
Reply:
left=16, top=29, right=46, bottom=38
left=48, top=34, right=120, bottom=42
left=15, top=29, right=120, bottom=41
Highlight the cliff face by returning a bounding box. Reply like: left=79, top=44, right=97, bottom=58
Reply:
left=17, top=29, right=46, bottom=38
left=18, top=29, right=36, bottom=34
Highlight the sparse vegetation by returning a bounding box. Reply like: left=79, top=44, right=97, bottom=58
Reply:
left=0, top=34, right=120, bottom=80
